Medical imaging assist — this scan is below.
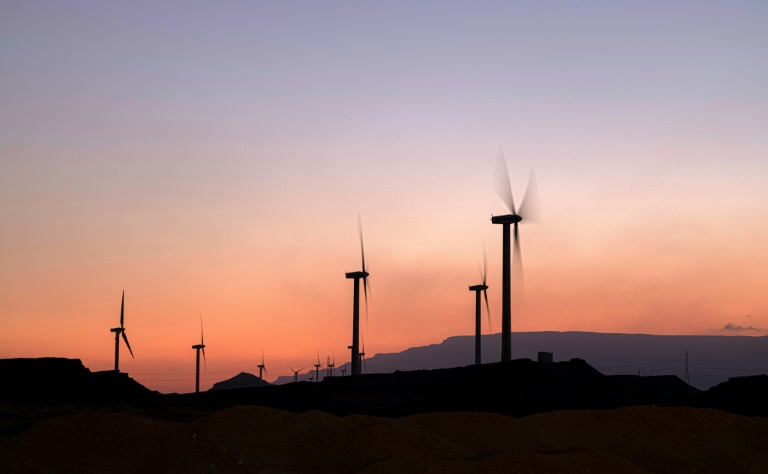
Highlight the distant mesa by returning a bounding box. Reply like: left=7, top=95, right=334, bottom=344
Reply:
left=209, top=372, right=271, bottom=391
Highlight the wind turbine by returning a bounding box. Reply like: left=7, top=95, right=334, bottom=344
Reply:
left=345, top=216, right=369, bottom=376
left=314, top=353, right=322, bottom=383
left=192, top=314, right=206, bottom=393
left=359, top=335, right=368, bottom=374
left=492, top=149, right=539, bottom=362
left=326, top=354, right=335, bottom=377
left=469, top=246, right=491, bottom=365
left=288, top=366, right=306, bottom=383
left=109, top=290, right=134, bottom=372
left=258, top=351, right=267, bottom=381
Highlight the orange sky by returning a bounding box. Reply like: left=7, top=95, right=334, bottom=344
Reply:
left=2, top=2, right=767, bottom=392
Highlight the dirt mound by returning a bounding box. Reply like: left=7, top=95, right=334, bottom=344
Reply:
left=2, top=405, right=767, bottom=473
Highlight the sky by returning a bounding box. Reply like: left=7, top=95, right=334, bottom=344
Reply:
left=2, top=1, right=767, bottom=393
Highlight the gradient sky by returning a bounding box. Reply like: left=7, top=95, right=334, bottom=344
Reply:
left=2, top=1, right=767, bottom=393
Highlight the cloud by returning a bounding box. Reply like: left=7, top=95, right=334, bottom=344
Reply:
left=722, top=322, right=763, bottom=332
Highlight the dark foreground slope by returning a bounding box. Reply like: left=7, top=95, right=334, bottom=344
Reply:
left=0, top=357, right=765, bottom=429
left=2, top=358, right=767, bottom=473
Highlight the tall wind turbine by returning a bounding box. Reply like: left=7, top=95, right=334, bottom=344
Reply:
left=258, top=351, right=267, bottom=381
left=109, top=290, right=134, bottom=372
left=345, top=216, right=369, bottom=376
left=492, top=149, right=539, bottom=362
left=192, top=314, right=206, bottom=393
left=469, top=246, right=491, bottom=365
left=326, top=354, right=335, bottom=377
left=314, top=353, right=322, bottom=383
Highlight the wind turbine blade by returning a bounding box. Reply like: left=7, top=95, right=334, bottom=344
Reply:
left=483, top=288, right=491, bottom=333
left=122, top=331, right=134, bottom=358
left=200, top=313, right=204, bottom=345
left=120, top=290, right=125, bottom=328
left=363, top=276, right=369, bottom=325
left=359, top=214, right=366, bottom=273
left=482, top=242, right=488, bottom=285
left=494, top=148, right=516, bottom=214
left=202, top=347, right=207, bottom=372
left=518, top=169, right=541, bottom=223
left=512, top=223, right=526, bottom=305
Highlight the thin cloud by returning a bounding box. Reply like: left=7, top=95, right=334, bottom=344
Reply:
left=722, top=323, right=763, bottom=332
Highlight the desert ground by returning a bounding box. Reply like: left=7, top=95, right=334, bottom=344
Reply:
left=2, top=405, right=767, bottom=473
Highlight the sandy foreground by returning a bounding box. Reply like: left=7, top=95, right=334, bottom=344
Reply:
left=1, top=405, right=766, bottom=473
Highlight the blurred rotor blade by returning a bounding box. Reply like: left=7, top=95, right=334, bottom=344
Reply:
left=359, top=214, right=366, bottom=273
left=200, top=313, right=204, bottom=345
left=120, top=290, right=125, bottom=327
left=202, top=347, right=207, bottom=372
left=494, top=149, right=516, bottom=214
left=518, top=169, right=541, bottom=223
left=287, top=365, right=295, bottom=373
left=261, top=350, right=265, bottom=366
left=483, top=288, right=491, bottom=333
left=482, top=242, right=488, bottom=285
left=363, top=275, right=370, bottom=325
left=122, top=331, right=134, bottom=358
left=512, top=223, right=526, bottom=305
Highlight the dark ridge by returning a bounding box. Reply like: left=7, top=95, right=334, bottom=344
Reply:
left=0, top=357, right=766, bottom=434
left=209, top=372, right=271, bottom=391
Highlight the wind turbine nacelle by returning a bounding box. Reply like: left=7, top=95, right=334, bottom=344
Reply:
left=345, top=271, right=369, bottom=279
left=469, top=284, right=488, bottom=291
left=192, top=344, right=205, bottom=349
left=491, top=214, right=522, bottom=225
left=110, top=327, right=123, bottom=333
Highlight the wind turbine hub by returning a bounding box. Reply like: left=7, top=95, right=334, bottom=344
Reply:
left=491, top=214, right=522, bottom=224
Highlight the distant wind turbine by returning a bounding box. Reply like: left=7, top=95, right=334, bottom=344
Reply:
left=314, top=353, right=322, bottom=383
left=492, top=149, right=539, bottom=362
left=345, top=216, right=370, bottom=376
left=109, top=290, right=134, bottom=372
left=287, top=366, right=306, bottom=383
left=258, top=351, right=267, bottom=381
left=469, top=245, right=491, bottom=365
left=192, top=314, right=206, bottom=393
left=326, top=354, right=335, bottom=377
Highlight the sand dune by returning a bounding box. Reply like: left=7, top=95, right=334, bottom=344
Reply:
left=2, top=405, right=766, bottom=473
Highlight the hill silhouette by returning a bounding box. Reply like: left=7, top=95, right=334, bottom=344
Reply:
left=278, top=332, right=768, bottom=389
left=209, top=372, right=270, bottom=391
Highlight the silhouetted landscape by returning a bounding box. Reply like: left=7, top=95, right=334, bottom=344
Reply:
left=1, top=354, right=767, bottom=472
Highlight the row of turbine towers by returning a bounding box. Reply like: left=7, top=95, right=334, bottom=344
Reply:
left=108, top=149, right=537, bottom=390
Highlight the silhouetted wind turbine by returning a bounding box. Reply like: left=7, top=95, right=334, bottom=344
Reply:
left=258, top=351, right=267, bottom=381
left=314, top=352, right=322, bottom=383
left=110, top=290, right=134, bottom=372
left=492, top=149, right=539, bottom=362
left=359, top=335, right=368, bottom=374
left=288, top=366, right=306, bottom=383
left=469, top=246, right=491, bottom=365
left=192, top=314, right=206, bottom=393
left=345, top=216, right=369, bottom=376
left=326, top=354, right=335, bottom=377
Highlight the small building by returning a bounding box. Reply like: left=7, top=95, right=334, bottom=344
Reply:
left=537, top=351, right=553, bottom=363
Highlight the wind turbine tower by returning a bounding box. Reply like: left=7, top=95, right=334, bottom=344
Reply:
left=109, top=290, right=134, bottom=372
left=469, top=247, right=491, bottom=365
left=326, top=355, right=335, bottom=377
left=492, top=150, right=538, bottom=362
left=314, top=353, right=322, bottom=383
left=345, top=217, right=369, bottom=376
left=192, top=314, right=206, bottom=393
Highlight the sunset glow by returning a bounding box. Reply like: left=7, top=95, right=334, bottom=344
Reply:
left=2, top=1, right=767, bottom=393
